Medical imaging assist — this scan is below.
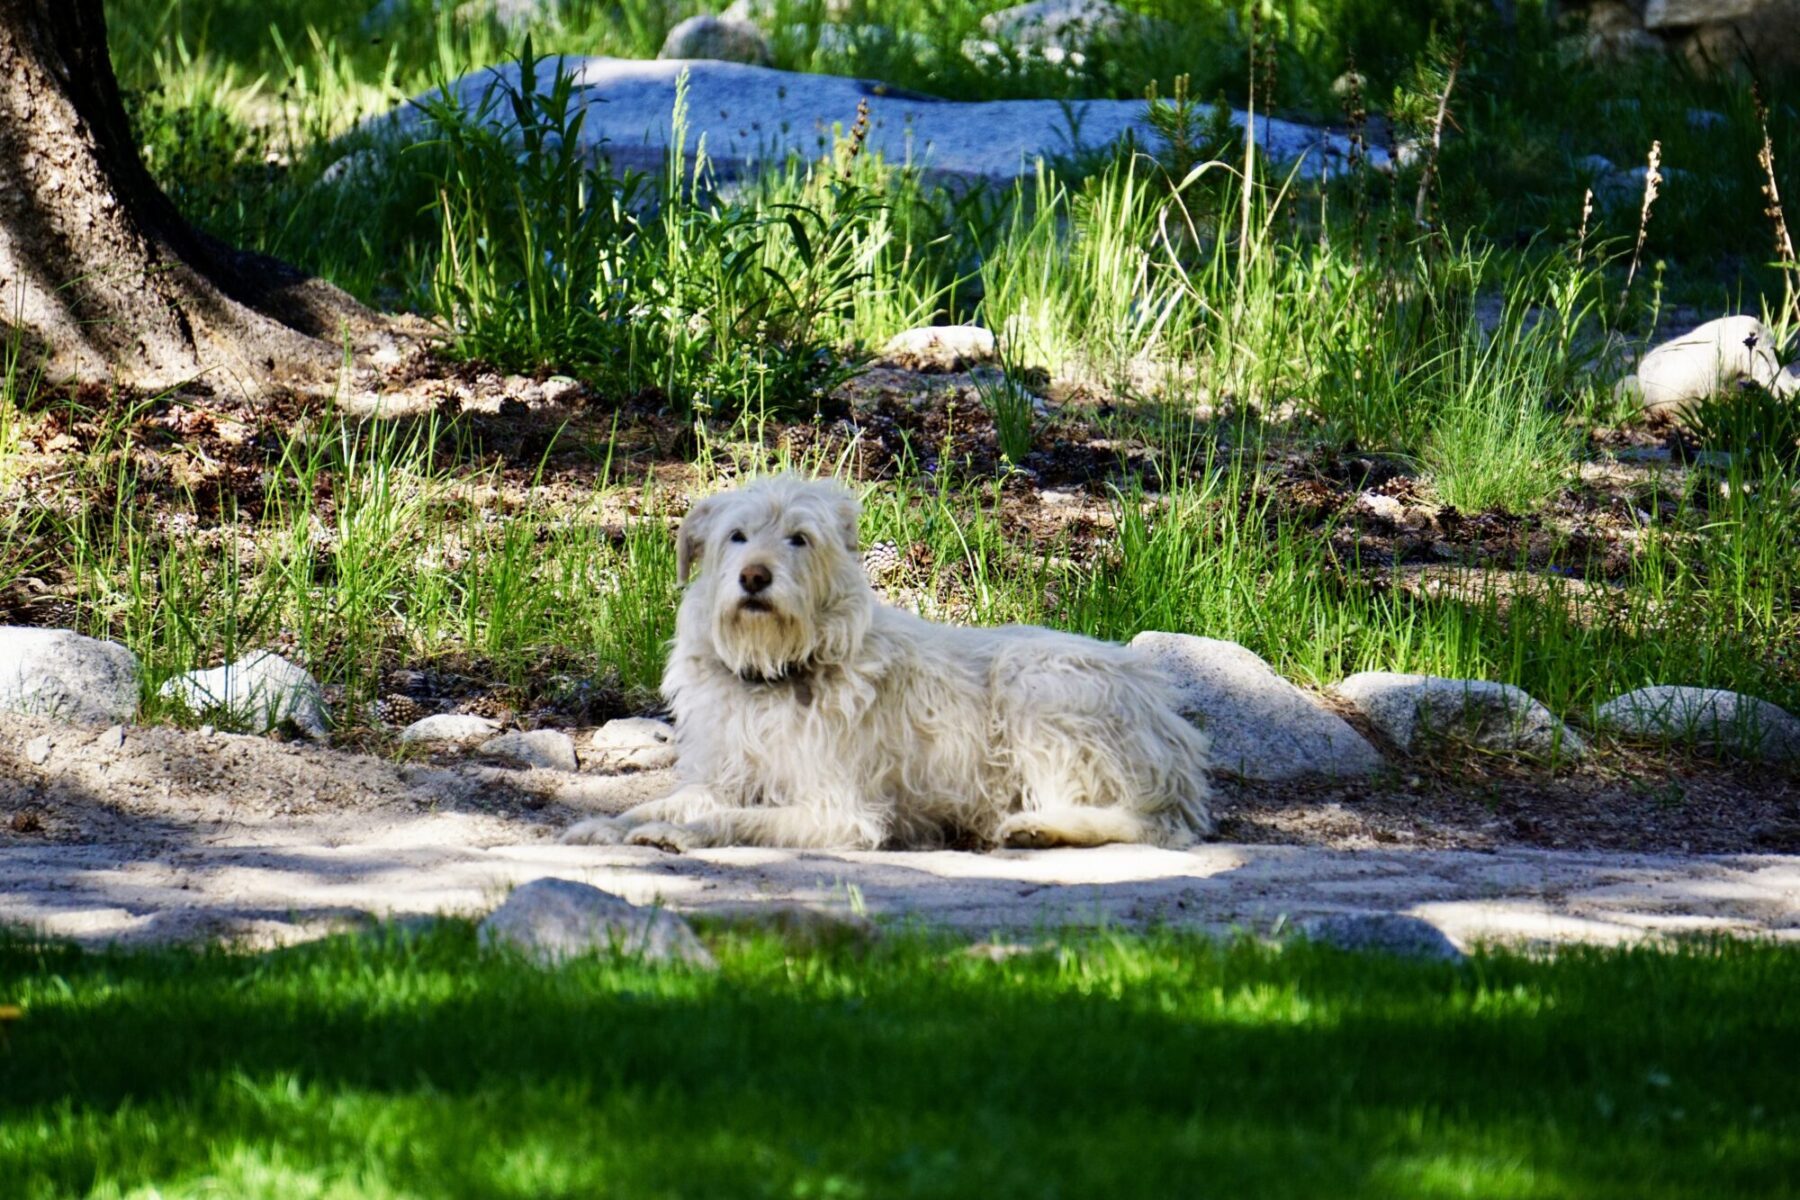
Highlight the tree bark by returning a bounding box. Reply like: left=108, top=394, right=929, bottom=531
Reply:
left=0, top=0, right=398, bottom=393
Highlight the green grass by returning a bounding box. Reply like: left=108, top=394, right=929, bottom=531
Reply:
left=3, top=925, right=1798, bottom=1198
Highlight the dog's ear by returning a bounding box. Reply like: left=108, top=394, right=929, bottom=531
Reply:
left=830, top=486, right=862, bottom=554
left=677, top=494, right=722, bottom=584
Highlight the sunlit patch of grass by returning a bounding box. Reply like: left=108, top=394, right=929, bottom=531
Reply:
left=2, top=926, right=1798, bottom=1199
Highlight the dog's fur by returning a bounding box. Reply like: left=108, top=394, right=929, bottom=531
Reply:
left=563, top=475, right=1212, bottom=852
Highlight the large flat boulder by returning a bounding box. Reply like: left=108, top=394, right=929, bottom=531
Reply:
left=0, top=627, right=140, bottom=726
left=373, top=57, right=1381, bottom=188
left=1130, top=632, right=1385, bottom=781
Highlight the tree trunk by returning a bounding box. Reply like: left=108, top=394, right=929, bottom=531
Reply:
left=0, top=0, right=399, bottom=393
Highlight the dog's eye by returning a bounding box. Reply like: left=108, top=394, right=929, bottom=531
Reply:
left=729, top=530, right=746, bottom=544
left=788, top=532, right=808, bottom=548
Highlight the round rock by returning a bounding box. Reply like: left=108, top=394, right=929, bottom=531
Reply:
left=659, top=14, right=772, bottom=65
left=479, top=729, right=580, bottom=772
left=879, top=324, right=999, bottom=373
left=0, top=626, right=140, bottom=726
left=479, top=878, right=715, bottom=968
left=158, top=651, right=327, bottom=738
left=1129, top=632, right=1384, bottom=781
left=398, top=713, right=501, bottom=745
left=1333, top=672, right=1586, bottom=759
left=585, top=717, right=677, bottom=772
left=1595, top=686, right=1800, bottom=761
left=1623, top=315, right=1782, bottom=418
left=1297, top=913, right=1465, bottom=962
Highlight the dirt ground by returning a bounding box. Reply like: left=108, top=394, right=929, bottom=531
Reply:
left=4, top=712, right=1796, bottom=950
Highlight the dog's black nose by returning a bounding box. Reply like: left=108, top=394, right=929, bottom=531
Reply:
left=739, top=563, right=773, bottom=595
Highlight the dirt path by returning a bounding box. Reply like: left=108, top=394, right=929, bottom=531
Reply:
left=3, top=715, right=1797, bottom=949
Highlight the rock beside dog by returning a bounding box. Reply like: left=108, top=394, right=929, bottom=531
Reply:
left=1615, top=315, right=1783, bottom=418
left=585, top=717, right=677, bottom=772
left=1334, top=672, right=1586, bottom=759
left=480, top=729, right=579, bottom=772
left=398, top=713, right=500, bottom=745
left=1596, top=686, right=1800, bottom=760
left=159, top=651, right=327, bottom=738
left=0, top=626, right=140, bottom=726
left=879, top=325, right=998, bottom=373
left=1130, top=633, right=1384, bottom=781
left=479, top=878, right=716, bottom=968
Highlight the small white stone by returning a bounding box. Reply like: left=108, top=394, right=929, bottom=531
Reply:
left=24, top=734, right=52, bottom=765
left=480, top=729, right=580, bottom=772
left=399, top=713, right=501, bottom=745
left=879, top=325, right=998, bottom=373
left=96, top=724, right=126, bottom=751
left=1626, top=316, right=1781, bottom=418
left=159, top=651, right=328, bottom=739
left=584, top=718, right=677, bottom=773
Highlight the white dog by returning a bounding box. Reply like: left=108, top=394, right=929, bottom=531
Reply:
left=563, top=475, right=1212, bottom=852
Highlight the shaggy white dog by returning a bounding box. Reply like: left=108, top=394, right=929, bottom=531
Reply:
left=564, top=475, right=1212, bottom=852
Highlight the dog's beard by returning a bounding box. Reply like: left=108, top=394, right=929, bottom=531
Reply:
left=712, top=593, right=818, bottom=681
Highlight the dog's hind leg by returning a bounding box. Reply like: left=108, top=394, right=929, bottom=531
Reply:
left=996, top=806, right=1185, bottom=850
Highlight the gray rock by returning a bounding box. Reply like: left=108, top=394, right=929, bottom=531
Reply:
left=479, top=878, right=715, bottom=968
left=879, top=324, right=998, bottom=372
left=159, top=651, right=328, bottom=738
left=1595, top=686, right=1800, bottom=760
left=1129, top=632, right=1385, bottom=780
left=1297, top=913, right=1465, bottom=962
left=1774, top=361, right=1800, bottom=400
left=1622, top=315, right=1782, bottom=417
left=585, top=717, right=677, bottom=772
left=366, top=0, right=547, bottom=31
left=24, top=734, right=52, bottom=765
left=381, top=58, right=1384, bottom=189
left=399, top=713, right=501, bottom=744
left=724, top=0, right=853, bottom=20
left=0, top=627, right=140, bottom=726
left=806, top=23, right=933, bottom=61
left=480, top=728, right=579, bottom=771
left=1334, top=672, right=1586, bottom=759
left=981, top=0, right=1139, bottom=49
left=658, top=14, right=772, bottom=66
left=1645, top=0, right=1762, bottom=29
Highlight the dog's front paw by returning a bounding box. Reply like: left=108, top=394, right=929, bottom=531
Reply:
left=997, top=814, right=1062, bottom=850
left=625, top=820, right=708, bottom=853
left=561, top=816, right=628, bottom=846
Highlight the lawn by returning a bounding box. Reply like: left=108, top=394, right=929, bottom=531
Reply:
left=3, top=925, right=1798, bottom=1199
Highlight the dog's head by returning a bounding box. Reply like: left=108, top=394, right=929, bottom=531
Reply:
left=675, top=475, right=872, bottom=681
